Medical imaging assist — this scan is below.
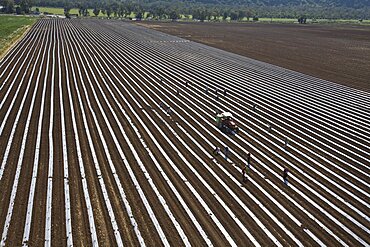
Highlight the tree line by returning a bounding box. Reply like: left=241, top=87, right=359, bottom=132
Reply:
left=1, top=0, right=32, bottom=14
left=1, top=0, right=370, bottom=20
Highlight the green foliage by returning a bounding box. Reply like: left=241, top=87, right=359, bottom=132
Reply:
left=1, top=0, right=15, bottom=13
left=0, top=16, right=36, bottom=56
left=22, top=0, right=370, bottom=20
left=93, top=7, right=100, bottom=16
left=169, top=10, right=179, bottom=20
left=19, top=0, right=32, bottom=13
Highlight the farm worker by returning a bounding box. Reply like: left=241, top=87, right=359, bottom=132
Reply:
left=176, top=89, right=179, bottom=96
left=224, top=146, right=229, bottom=160
left=213, top=147, right=221, bottom=155
left=185, top=80, right=189, bottom=87
left=283, top=168, right=289, bottom=185
left=223, top=89, right=227, bottom=96
left=284, top=137, right=289, bottom=148
left=205, top=86, right=208, bottom=93
left=242, top=165, right=249, bottom=182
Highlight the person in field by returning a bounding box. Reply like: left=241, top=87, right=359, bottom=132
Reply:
left=284, top=137, right=289, bottom=148
left=242, top=164, right=249, bottom=183
left=283, top=168, right=289, bottom=185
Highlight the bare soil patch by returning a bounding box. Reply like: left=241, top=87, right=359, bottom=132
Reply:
left=139, top=21, right=370, bottom=92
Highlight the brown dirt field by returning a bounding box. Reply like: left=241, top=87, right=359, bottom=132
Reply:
left=139, top=22, right=370, bottom=92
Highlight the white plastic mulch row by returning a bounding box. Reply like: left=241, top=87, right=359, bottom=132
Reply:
left=89, top=22, right=368, bottom=246
left=44, top=21, right=57, bottom=246
left=214, top=89, right=370, bottom=190
left=63, top=24, right=99, bottom=246
left=59, top=24, right=73, bottom=247
left=148, top=37, right=370, bottom=166
left=66, top=22, right=171, bottom=246
left=80, top=22, right=308, bottom=246
left=67, top=21, right=146, bottom=247
left=120, top=29, right=370, bottom=222
left=64, top=22, right=123, bottom=246
left=187, top=76, right=370, bottom=199
left=203, top=52, right=370, bottom=130
left=66, top=21, right=174, bottom=246
left=22, top=20, right=53, bottom=247
left=74, top=21, right=213, bottom=246
left=167, top=35, right=370, bottom=123
left=141, top=44, right=369, bottom=243
left=122, top=48, right=324, bottom=246
left=157, top=62, right=367, bottom=245
left=85, top=20, right=322, bottom=243
left=75, top=21, right=247, bottom=246
left=141, top=33, right=370, bottom=157
left=0, top=20, right=51, bottom=247
left=70, top=19, right=216, bottom=246
left=131, top=34, right=370, bottom=197
left=131, top=22, right=370, bottom=125
left=121, top=25, right=370, bottom=178
left=158, top=57, right=366, bottom=184
left=171, top=77, right=370, bottom=216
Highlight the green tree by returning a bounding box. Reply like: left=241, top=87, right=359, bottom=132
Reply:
left=230, top=11, right=238, bottom=20
left=64, top=6, right=71, bottom=17
left=124, top=2, right=133, bottom=17
left=117, top=4, right=124, bottom=17
left=238, top=10, right=245, bottom=21
left=246, top=9, right=252, bottom=21
left=111, top=2, right=118, bottom=17
left=169, top=9, right=179, bottom=20
left=106, top=6, right=112, bottom=18
left=93, top=7, right=100, bottom=17
left=153, top=6, right=165, bottom=19
left=1, top=0, right=14, bottom=13
left=19, top=0, right=31, bottom=14
left=222, top=11, right=228, bottom=21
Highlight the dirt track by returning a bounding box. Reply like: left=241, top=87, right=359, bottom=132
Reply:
left=0, top=19, right=369, bottom=246
left=139, top=21, right=370, bottom=92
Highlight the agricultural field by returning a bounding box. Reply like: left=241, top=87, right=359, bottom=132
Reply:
left=0, top=19, right=369, bottom=246
left=0, top=16, right=36, bottom=58
left=142, top=21, right=370, bottom=92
